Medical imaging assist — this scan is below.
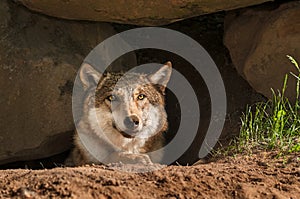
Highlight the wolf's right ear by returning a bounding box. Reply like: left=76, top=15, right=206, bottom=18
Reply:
left=79, top=63, right=101, bottom=89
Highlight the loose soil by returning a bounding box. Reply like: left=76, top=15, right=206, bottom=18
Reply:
left=1, top=151, right=299, bottom=199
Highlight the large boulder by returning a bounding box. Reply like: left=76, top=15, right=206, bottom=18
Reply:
left=0, top=0, right=136, bottom=165
left=224, top=2, right=300, bottom=100
left=16, top=0, right=273, bottom=26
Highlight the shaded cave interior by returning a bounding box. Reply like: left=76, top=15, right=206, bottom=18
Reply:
left=0, top=8, right=267, bottom=170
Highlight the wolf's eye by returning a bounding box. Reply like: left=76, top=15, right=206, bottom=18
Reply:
left=137, top=94, right=146, bottom=100
left=107, top=95, right=116, bottom=102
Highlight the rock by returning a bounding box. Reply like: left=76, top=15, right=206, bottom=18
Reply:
left=224, top=2, right=300, bottom=100
left=0, top=0, right=136, bottom=165
left=16, top=0, right=272, bottom=26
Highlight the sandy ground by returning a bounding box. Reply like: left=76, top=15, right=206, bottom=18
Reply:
left=0, top=151, right=299, bottom=199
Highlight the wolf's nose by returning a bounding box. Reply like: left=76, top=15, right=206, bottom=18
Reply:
left=124, top=115, right=140, bottom=130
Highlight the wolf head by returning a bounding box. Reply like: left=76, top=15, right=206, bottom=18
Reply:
left=79, top=62, right=172, bottom=142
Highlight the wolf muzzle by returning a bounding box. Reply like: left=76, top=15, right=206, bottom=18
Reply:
left=123, top=115, right=140, bottom=131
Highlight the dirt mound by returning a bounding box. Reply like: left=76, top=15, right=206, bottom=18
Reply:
left=1, top=151, right=299, bottom=198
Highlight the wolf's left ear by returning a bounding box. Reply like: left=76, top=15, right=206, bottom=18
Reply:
left=148, top=61, right=172, bottom=92
left=79, top=63, right=101, bottom=89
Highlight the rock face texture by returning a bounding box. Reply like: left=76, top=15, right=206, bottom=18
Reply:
left=224, top=2, right=300, bottom=100
left=0, top=0, right=136, bottom=165
left=16, top=0, right=272, bottom=26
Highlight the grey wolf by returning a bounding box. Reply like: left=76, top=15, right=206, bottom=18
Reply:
left=66, top=62, right=172, bottom=166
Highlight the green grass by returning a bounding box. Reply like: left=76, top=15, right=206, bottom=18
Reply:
left=227, top=55, right=300, bottom=156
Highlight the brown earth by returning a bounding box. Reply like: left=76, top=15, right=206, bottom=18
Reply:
left=0, top=151, right=299, bottom=199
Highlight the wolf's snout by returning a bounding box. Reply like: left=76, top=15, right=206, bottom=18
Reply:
left=124, top=115, right=140, bottom=130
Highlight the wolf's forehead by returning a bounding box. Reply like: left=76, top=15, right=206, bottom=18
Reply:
left=96, top=72, right=149, bottom=94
